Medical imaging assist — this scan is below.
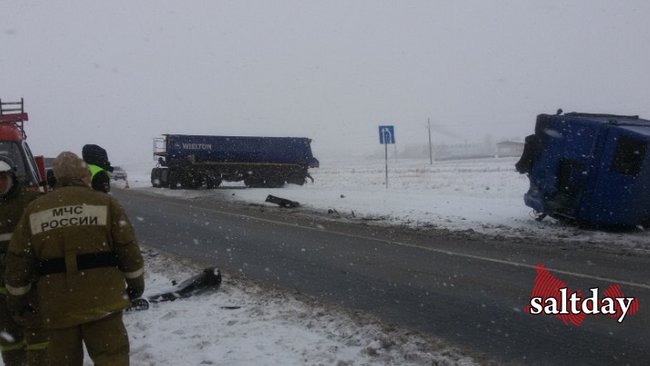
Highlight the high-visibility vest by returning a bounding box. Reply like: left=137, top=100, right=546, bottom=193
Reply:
left=88, top=164, right=110, bottom=180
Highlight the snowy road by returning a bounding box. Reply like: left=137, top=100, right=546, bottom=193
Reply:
left=115, top=188, right=650, bottom=366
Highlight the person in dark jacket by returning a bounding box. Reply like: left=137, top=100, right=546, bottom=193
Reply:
left=82, top=144, right=114, bottom=193
left=0, top=156, right=47, bottom=365
left=5, top=152, right=144, bottom=366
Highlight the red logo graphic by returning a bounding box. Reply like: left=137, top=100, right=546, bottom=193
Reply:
left=525, top=265, right=639, bottom=326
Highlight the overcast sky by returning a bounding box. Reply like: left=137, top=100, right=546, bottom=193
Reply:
left=2, top=1, right=650, bottom=163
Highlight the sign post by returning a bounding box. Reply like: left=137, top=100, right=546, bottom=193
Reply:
left=427, top=118, right=433, bottom=164
left=378, top=125, right=395, bottom=188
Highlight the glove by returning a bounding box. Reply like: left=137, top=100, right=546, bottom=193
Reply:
left=7, top=292, right=42, bottom=328
left=9, top=304, right=36, bottom=327
left=126, top=286, right=143, bottom=300
left=126, top=276, right=145, bottom=300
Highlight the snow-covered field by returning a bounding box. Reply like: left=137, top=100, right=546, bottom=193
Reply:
left=106, top=156, right=648, bottom=366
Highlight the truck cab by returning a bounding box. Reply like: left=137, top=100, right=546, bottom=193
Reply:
left=0, top=99, right=46, bottom=190
left=517, top=111, right=650, bottom=228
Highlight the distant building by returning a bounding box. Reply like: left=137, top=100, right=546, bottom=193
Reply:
left=496, top=140, right=524, bottom=157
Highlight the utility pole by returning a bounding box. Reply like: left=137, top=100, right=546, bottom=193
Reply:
left=427, top=118, right=433, bottom=164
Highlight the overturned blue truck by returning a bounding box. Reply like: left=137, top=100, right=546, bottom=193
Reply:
left=151, top=134, right=319, bottom=189
left=516, top=111, right=650, bottom=229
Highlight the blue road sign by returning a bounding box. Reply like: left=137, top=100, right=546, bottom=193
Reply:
left=379, top=125, right=395, bottom=144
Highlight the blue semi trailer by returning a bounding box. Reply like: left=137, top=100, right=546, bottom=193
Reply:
left=516, top=111, right=650, bottom=228
left=151, top=134, right=319, bottom=189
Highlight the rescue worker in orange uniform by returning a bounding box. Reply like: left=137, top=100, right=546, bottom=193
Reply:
left=0, top=155, right=47, bottom=365
left=4, top=152, right=144, bottom=366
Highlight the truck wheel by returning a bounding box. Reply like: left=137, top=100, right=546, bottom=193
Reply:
left=151, top=168, right=161, bottom=188
left=287, top=173, right=307, bottom=186
left=244, top=177, right=262, bottom=188
left=168, top=169, right=180, bottom=190
left=180, top=173, right=192, bottom=189
left=159, top=168, right=170, bottom=188
left=205, top=175, right=222, bottom=189
left=181, top=171, right=201, bottom=189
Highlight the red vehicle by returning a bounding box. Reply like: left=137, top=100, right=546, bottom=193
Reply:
left=0, top=98, right=47, bottom=191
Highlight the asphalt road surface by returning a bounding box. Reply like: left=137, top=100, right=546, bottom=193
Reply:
left=114, top=188, right=650, bottom=366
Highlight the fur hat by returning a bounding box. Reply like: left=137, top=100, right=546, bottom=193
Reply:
left=52, top=151, right=90, bottom=185
left=82, top=144, right=114, bottom=172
